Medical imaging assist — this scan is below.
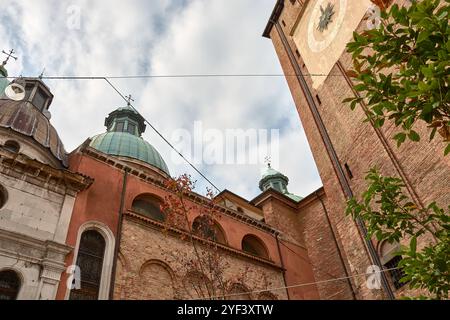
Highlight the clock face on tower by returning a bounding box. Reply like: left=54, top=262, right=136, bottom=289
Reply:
left=307, top=0, right=347, bottom=53
left=292, top=0, right=372, bottom=89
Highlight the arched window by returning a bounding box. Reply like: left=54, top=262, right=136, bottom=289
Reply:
left=0, top=184, right=7, bottom=209
left=132, top=194, right=165, bottom=222
left=3, top=140, right=20, bottom=153
left=241, top=234, right=269, bottom=259
left=380, top=241, right=407, bottom=290
left=139, top=260, right=175, bottom=300
left=192, top=215, right=226, bottom=244
left=0, top=270, right=21, bottom=300
left=227, top=283, right=251, bottom=300
left=69, top=230, right=106, bottom=300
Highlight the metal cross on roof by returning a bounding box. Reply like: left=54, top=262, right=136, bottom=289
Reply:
left=264, top=156, right=272, bottom=168
left=125, top=94, right=135, bottom=106
left=1, top=49, right=18, bottom=66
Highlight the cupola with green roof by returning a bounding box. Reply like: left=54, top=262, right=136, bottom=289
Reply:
left=89, top=99, right=170, bottom=175
left=259, top=163, right=302, bottom=202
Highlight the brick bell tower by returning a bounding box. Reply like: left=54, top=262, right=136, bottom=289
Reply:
left=263, top=0, right=450, bottom=300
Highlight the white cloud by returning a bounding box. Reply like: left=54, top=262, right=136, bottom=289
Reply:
left=0, top=0, right=322, bottom=200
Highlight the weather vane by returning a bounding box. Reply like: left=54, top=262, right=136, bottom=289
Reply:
left=125, top=94, right=134, bottom=107
left=1, top=49, right=17, bottom=67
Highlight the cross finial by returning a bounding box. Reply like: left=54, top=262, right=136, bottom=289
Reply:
left=39, top=67, right=46, bottom=79
left=264, top=156, right=271, bottom=168
left=125, top=94, right=134, bottom=106
left=1, top=49, right=18, bottom=67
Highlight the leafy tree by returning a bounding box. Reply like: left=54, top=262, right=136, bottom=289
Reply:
left=346, top=169, right=449, bottom=299
left=345, top=0, right=450, bottom=299
left=345, top=0, right=450, bottom=155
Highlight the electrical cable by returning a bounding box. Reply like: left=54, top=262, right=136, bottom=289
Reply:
left=198, top=266, right=400, bottom=300
left=103, top=77, right=222, bottom=193
left=4, top=73, right=347, bottom=80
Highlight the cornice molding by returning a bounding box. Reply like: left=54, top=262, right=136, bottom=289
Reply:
left=0, top=147, right=93, bottom=196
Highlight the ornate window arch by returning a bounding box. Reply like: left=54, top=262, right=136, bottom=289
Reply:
left=379, top=240, right=407, bottom=290
left=0, top=269, right=22, bottom=300
left=241, top=234, right=269, bottom=259
left=192, top=215, right=227, bottom=245
left=131, top=194, right=165, bottom=222
left=65, top=221, right=115, bottom=300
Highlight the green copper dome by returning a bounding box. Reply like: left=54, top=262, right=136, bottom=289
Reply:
left=259, top=164, right=302, bottom=202
left=89, top=103, right=170, bottom=175
left=89, top=132, right=169, bottom=174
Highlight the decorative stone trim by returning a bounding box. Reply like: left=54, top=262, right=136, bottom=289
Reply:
left=0, top=228, right=72, bottom=299
left=64, top=221, right=115, bottom=300
left=0, top=147, right=93, bottom=196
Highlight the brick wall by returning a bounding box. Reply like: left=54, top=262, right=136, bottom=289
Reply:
left=265, top=0, right=449, bottom=299
left=114, top=216, right=288, bottom=300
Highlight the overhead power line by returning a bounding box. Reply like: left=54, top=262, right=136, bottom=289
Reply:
left=5, top=73, right=345, bottom=80
left=4, top=71, right=346, bottom=192
left=102, top=78, right=222, bottom=193
left=199, top=266, right=400, bottom=300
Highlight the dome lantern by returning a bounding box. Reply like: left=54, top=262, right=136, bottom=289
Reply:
left=258, top=163, right=302, bottom=202
left=89, top=99, right=170, bottom=176
left=104, top=95, right=146, bottom=137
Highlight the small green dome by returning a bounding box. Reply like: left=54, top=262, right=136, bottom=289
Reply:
left=89, top=131, right=170, bottom=175
left=259, top=164, right=302, bottom=202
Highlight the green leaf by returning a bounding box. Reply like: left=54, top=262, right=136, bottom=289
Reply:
left=408, top=130, right=421, bottom=142
left=410, top=236, right=417, bottom=256
left=394, top=132, right=407, bottom=147
left=342, top=97, right=354, bottom=103
left=429, top=127, right=437, bottom=141
left=417, top=30, right=430, bottom=43
left=445, top=144, right=450, bottom=156
left=421, top=66, right=433, bottom=78
left=353, top=84, right=367, bottom=92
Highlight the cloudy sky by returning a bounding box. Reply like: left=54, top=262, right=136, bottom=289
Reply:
left=0, top=0, right=322, bottom=200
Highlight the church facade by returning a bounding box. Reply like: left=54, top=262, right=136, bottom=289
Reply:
left=0, top=0, right=447, bottom=301
left=0, top=60, right=327, bottom=300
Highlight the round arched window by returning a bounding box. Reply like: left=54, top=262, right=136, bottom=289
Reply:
left=0, top=270, right=21, bottom=300
left=69, top=230, right=106, bottom=300
left=192, top=215, right=226, bottom=244
left=132, top=194, right=165, bottom=222
left=241, top=234, right=269, bottom=259
left=3, top=140, right=20, bottom=153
